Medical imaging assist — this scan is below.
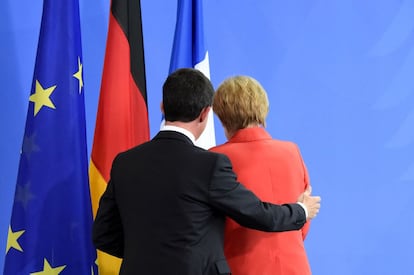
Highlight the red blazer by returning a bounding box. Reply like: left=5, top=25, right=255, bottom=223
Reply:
left=210, top=127, right=311, bottom=275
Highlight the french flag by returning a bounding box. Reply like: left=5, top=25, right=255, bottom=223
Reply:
left=165, top=0, right=216, bottom=149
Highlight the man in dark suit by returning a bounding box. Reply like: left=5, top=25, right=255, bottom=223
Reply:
left=93, top=68, right=321, bottom=275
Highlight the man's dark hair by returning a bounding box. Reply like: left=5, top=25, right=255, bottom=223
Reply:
left=163, top=68, right=214, bottom=122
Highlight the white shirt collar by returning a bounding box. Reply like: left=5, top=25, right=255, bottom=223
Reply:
left=160, top=125, right=196, bottom=144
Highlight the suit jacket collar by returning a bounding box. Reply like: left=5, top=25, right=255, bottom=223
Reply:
left=153, top=130, right=194, bottom=145
left=228, top=127, right=272, bottom=143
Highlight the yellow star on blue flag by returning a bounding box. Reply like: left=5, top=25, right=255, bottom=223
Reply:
left=30, top=259, right=66, bottom=275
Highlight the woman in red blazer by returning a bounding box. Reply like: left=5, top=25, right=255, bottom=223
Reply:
left=210, top=76, right=312, bottom=275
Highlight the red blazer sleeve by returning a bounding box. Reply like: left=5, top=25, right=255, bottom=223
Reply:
left=295, top=144, right=311, bottom=240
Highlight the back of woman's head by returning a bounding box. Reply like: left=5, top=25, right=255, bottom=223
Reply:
left=163, top=68, right=214, bottom=122
left=213, top=76, right=269, bottom=133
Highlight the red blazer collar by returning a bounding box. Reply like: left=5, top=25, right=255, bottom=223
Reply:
left=228, top=127, right=272, bottom=143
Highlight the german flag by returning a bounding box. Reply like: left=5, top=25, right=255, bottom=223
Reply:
left=89, top=0, right=149, bottom=274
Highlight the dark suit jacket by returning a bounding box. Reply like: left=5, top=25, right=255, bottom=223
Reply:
left=93, top=131, right=306, bottom=275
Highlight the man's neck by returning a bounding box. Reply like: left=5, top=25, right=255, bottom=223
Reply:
left=163, top=122, right=198, bottom=143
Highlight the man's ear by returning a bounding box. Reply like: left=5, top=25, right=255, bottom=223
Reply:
left=199, top=106, right=211, bottom=122
left=160, top=102, right=164, bottom=115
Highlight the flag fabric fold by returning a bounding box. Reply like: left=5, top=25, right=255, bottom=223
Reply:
left=166, top=0, right=216, bottom=149
left=89, top=0, right=149, bottom=274
left=3, top=0, right=97, bottom=274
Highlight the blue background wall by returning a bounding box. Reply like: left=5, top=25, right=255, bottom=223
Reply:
left=1, top=0, right=413, bottom=274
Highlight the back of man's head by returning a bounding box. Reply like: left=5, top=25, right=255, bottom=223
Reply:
left=163, top=68, right=214, bottom=122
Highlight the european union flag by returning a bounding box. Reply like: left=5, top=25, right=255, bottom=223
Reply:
left=3, top=0, right=97, bottom=274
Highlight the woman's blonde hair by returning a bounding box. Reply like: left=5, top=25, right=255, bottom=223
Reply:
left=213, top=76, right=269, bottom=133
